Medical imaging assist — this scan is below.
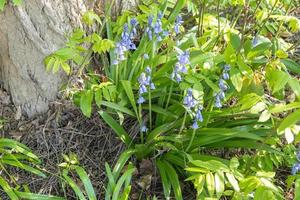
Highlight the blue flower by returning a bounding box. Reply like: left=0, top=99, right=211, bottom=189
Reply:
left=138, top=96, right=146, bottom=104
left=214, top=93, right=222, bottom=108
left=171, top=51, right=190, bottom=82
left=141, top=124, right=148, bottom=132
left=174, top=15, right=183, bottom=34
left=195, top=108, right=203, bottom=122
left=252, top=36, right=258, bottom=47
left=143, top=54, right=149, bottom=60
left=183, top=89, right=204, bottom=129
left=112, top=18, right=138, bottom=65
left=177, top=51, right=190, bottom=66
left=183, top=89, right=197, bottom=109
left=292, top=163, right=300, bottom=175
left=137, top=67, right=155, bottom=104
left=222, top=72, right=229, bottom=80
left=214, top=64, right=231, bottom=107
left=192, top=120, right=199, bottom=129
left=146, top=12, right=168, bottom=42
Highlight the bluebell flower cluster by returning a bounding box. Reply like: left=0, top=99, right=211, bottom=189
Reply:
left=171, top=50, right=190, bottom=82
left=292, top=151, right=300, bottom=175
left=137, top=66, right=155, bottom=104
left=146, top=12, right=168, bottom=41
left=174, top=15, right=183, bottom=34
left=215, top=64, right=230, bottom=108
left=183, top=88, right=204, bottom=129
left=113, top=18, right=138, bottom=65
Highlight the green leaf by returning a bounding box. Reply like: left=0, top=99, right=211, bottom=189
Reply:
left=230, top=67, right=243, bottom=92
left=121, top=80, right=138, bottom=117
left=74, top=166, right=96, bottom=200
left=288, top=78, right=300, bottom=99
left=156, top=160, right=171, bottom=199
left=266, top=69, right=289, bottom=94
left=230, top=33, right=241, bottom=51
left=0, top=138, right=40, bottom=162
left=281, top=58, right=300, bottom=74
left=215, top=171, right=225, bottom=198
left=270, top=102, right=300, bottom=113
left=295, top=178, right=300, bottom=200
left=0, top=177, right=18, bottom=200
left=112, top=166, right=136, bottom=200
left=14, top=191, right=63, bottom=200
left=226, top=173, right=240, bottom=192
left=278, top=109, right=300, bottom=133
left=61, top=62, right=71, bottom=74
left=142, top=105, right=178, bottom=119
left=190, top=160, right=229, bottom=172
left=12, top=0, right=22, bottom=6
left=83, top=10, right=101, bottom=26
left=99, top=111, right=132, bottom=147
left=80, top=90, right=93, bottom=118
left=247, top=42, right=271, bottom=59
left=1, top=159, right=46, bottom=178
left=112, top=149, right=135, bottom=179
left=101, top=101, right=135, bottom=117
left=0, top=0, right=6, bottom=11
left=63, top=169, right=86, bottom=200
left=162, top=160, right=183, bottom=200
left=94, top=88, right=102, bottom=107
left=206, top=172, right=215, bottom=197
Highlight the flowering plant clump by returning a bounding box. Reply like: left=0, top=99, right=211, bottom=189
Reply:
left=43, top=0, right=300, bottom=199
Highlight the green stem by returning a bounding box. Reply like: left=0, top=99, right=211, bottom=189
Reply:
left=165, top=81, right=174, bottom=109
left=139, top=104, right=144, bottom=143
left=179, top=110, right=187, bottom=134
left=115, top=63, right=119, bottom=87
left=186, top=129, right=196, bottom=152
left=149, top=89, right=152, bottom=130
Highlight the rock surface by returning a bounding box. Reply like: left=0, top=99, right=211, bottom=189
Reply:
left=0, top=0, right=94, bottom=117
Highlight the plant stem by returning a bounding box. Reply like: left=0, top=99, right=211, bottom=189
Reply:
left=165, top=81, right=174, bottom=109
left=149, top=89, right=152, bottom=130
left=179, top=110, right=187, bottom=134
left=186, top=129, right=196, bottom=152
left=139, top=104, right=144, bottom=143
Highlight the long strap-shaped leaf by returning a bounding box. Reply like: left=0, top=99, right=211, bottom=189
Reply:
left=0, top=176, right=18, bottom=200
left=99, top=111, right=133, bottom=147
left=14, top=191, right=64, bottom=200
left=74, top=166, right=96, bottom=200
left=62, top=169, right=86, bottom=200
